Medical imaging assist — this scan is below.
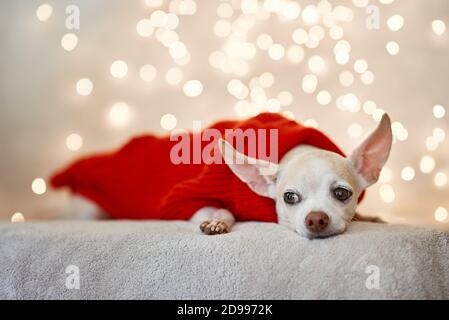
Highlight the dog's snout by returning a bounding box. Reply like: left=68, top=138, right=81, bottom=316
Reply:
left=305, top=211, right=330, bottom=233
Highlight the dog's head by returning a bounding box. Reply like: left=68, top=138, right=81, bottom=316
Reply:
left=219, top=114, right=392, bottom=239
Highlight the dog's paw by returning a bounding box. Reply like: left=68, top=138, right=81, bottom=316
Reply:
left=200, top=220, right=230, bottom=235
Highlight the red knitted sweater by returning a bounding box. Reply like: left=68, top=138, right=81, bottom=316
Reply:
left=51, top=113, right=348, bottom=222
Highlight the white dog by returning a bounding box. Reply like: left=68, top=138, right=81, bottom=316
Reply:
left=191, top=114, right=392, bottom=239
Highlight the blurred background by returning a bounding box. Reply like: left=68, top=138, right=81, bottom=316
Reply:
left=0, top=0, right=448, bottom=228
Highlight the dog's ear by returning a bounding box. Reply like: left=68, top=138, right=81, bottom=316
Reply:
left=218, top=139, right=278, bottom=199
left=350, top=114, right=393, bottom=189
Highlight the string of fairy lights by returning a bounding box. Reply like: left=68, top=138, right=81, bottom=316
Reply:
left=11, top=0, right=448, bottom=224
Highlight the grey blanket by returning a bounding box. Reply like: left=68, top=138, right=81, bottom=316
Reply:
left=1, top=221, right=448, bottom=299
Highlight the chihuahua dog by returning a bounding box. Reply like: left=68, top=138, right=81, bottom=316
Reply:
left=68, top=114, right=392, bottom=239
left=191, top=114, right=392, bottom=239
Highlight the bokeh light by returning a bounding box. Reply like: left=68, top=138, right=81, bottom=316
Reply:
left=76, top=78, right=93, bottom=96
left=139, top=65, right=157, bottom=82
left=183, top=80, right=203, bottom=97
left=31, top=178, right=46, bottom=195
left=109, top=102, right=131, bottom=127
left=110, top=60, right=129, bottom=79
left=36, top=4, right=53, bottom=22
left=66, top=134, right=83, bottom=151
left=432, top=20, right=446, bottom=36
left=160, top=113, right=178, bottom=131
left=379, top=184, right=396, bottom=203
left=11, top=212, right=25, bottom=223
left=420, top=155, right=436, bottom=174
left=434, top=207, right=448, bottom=222
left=61, top=33, right=78, bottom=52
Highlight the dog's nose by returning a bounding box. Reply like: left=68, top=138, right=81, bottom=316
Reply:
left=305, top=212, right=330, bottom=233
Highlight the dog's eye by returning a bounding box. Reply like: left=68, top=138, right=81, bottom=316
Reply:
left=333, top=187, right=352, bottom=202
left=283, top=191, right=301, bottom=205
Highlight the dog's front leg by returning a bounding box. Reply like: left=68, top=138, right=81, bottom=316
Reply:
left=190, top=207, right=235, bottom=236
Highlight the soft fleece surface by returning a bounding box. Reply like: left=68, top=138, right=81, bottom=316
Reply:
left=0, top=221, right=448, bottom=299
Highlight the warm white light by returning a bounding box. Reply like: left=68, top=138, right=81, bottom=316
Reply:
left=217, top=3, right=233, bottom=18
left=165, top=68, right=183, bottom=85
left=234, top=101, right=252, bottom=118
left=281, top=1, right=301, bottom=21
left=308, top=55, right=325, bottom=74
left=354, top=59, right=368, bottom=74
left=164, top=13, right=179, bottom=30
left=76, top=78, right=93, bottom=96
left=361, top=71, right=375, bottom=85
left=302, top=74, right=318, bottom=94
left=278, top=91, right=293, bottom=106
left=420, top=155, right=436, bottom=174
left=110, top=60, right=128, bottom=79
left=304, top=119, right=319, bottom=128
left=335, top=51, right=350, bottom=65
left=32, top=178, right=47, bottom=195
left=136, top=19, right=154, bottom=37
left=434, top=172, right=448, bottom=187
left=363, top=101, right=377, bottom=115
left=266, top=99, right=281, bottom=113
left=342, top=93, right=360, bottom=112
left=339, top=71, right=354, bottom=87
left=386, top=41, right=400, bottom=55
left=329, top=26, right=344, bottom=40
left=433, top=105, right=446, bottom=119
left=150, top=10, right=167, bottom=27
left=214, top=20, right=231, bottom=37
left=292, top=28, right=308, bottom=45
left=281, top=110, right=295, bottom=120
left=302, top=5, right=319, bottom=25
left=160, top=114, right=178, bottom=131
left=66, top=134, right=83, bottom=151
left=387, top=15, right=404, bottom=32
left=433, top=128, right=446, bottom=143
left=61, top=33, right=79, bottom=52
left=401, top=167, right=415, bottom=182
left=257, top=34, right=273, bottom=50
left=268, top=44, right=285, bottom=61
left=36, top=4, right=53, bottom=22
left=372, top=108, right=385, bottom=122
left=432, top=20, right=446, bottom=36
left=316, top=90, right=332, bottom=106
left=379, top=184, right=395, bottom=203
left=169, top=41, right=188, bottom=59
left=11, top=212, right=25, bottom=223
left=228, top=79, right=249, bottom=99
left=139, top=65, right=157, bottom=82
left=259, top=73, right=274, bottom=88
left=109, top=102, right=131, bottom=127
left=426, top=136, right=439, bottom=151
left=183, top=80, right=203, bottom=97
left=392, top=121, right=408, bottom=142
left=287, top=46, right=305, bottom=63
left=434, top=207, right=448, bottom=223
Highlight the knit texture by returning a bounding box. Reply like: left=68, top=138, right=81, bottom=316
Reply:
left=51, top=113, right=347, bottom=222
